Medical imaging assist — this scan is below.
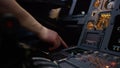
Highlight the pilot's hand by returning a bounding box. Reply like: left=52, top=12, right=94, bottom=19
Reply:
left=38, top=27, right=68, bottom=51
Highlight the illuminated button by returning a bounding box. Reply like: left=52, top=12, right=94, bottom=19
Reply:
left=117, top=27, right=120, bottom=31
left=88, top=50, right=93, bottom=54
left=113, top=45, right=120, bottom=51
left=70, top=52, right=74, bottom=57
left=94, top=0, right=100, bottom=8
left=84, top=51, right=88, bottom=55
left=75, top=53, right=82, bottom=58
left=76, top=53, right=81, bottom=56
left=105, top=65, right=110, bottom=68
left=93, top=51, right=99, bottom=56
left=103, top=53, right=109, bottom=59
left=81, top=11, right=85, bottom=15
left=87, top=21, right=94, bottom=30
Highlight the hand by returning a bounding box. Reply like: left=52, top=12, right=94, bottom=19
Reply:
left=38, top=27, right=68, bottom=51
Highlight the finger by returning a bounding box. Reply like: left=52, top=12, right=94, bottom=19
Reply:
left=49, top=37, right=60, bottom=51
left=49, top=43, right=59, bottom=51
left=58, top=36, right=68, bottom=48
left=49, top=46, right=56, bottom=51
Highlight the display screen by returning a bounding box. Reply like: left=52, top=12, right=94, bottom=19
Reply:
left=108, top=15, right=120, bottom=52
left=72, top=0, right=92, bottom=15
left=58, top=0, right=92, bottom=17
left=81, top=32, right=101, bottom=49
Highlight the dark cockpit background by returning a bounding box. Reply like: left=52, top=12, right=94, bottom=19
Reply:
left=1, top=0, right=119, bottom=68
left=15, top=0, right=84, bottom=47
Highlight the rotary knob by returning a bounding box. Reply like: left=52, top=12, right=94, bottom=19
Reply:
left=107, top=1, right=114, bottom=9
